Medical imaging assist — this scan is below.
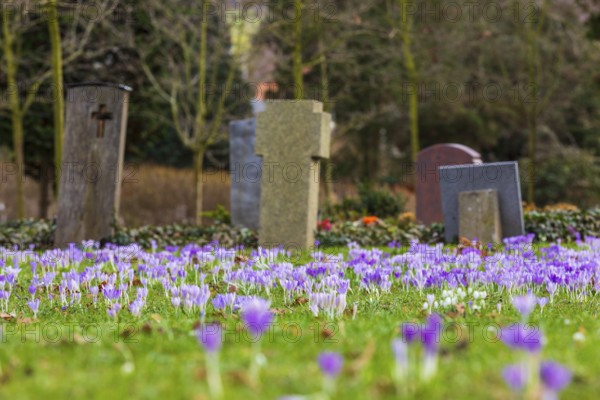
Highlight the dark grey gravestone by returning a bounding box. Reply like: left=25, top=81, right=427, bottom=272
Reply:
left=55, top=82, right=131, bottom=246
left=229, top=118, right=261, bottom=231
left=439, top=161, right=524, bottom=242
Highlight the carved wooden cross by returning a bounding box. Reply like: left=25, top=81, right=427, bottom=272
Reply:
left=91, top=104, right=113, bottom=138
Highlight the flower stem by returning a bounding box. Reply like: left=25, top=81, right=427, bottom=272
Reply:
left=322, top=375, right=336, bottom=396
left=249, top=340, right=263, bottom=386
left=206, top=352, right=223, bottom=399
left=525, top=354, right=540, bottom=400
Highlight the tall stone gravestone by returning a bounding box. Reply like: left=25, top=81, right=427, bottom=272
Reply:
left=255, top=100, right=331, bottom=249
left=229, top=118, right=261, bottom=231
left=416, top=144, right=482, bottom=225
left=55, top=82, right=132, bottom=246
left=439, top=161, right=524, bottom=243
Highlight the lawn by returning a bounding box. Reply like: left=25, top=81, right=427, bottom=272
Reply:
left=0, top=238, right=597, bottom=399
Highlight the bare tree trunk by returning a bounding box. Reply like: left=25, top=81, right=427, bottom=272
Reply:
left=11, top=113, right=26, bottom=219
left=3, top=15, right=26, bottom=219
left=39, top=161, right=50, bottom=219
left=48, top=0, right=65, bottom=198
left=292, top=0, right=304, bottom=99
left=527, top=107, right=537, bottom=205
left=399, top=0, right=419, bottom=163
left=193, top=148, right=206, bottom=225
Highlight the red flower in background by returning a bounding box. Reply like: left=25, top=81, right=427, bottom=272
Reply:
left=362, top=216, right=378, bottom=226
left=318, top=219, right=332, bottom=231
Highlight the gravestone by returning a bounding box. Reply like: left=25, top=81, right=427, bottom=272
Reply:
left=458, top=189, right=502, bottom=244
left=55, top=82, right=132, bottom=246
left=439, top=161, right=524, bottom=243
left=255, top=100, right=331, bottom=249
left=229, top=118, right=261, bottom=231
left=416, top=144, right=482, bottom=225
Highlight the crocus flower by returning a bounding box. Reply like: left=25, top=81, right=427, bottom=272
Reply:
left=318, top=351, right=343, bottom=395
left=512, top=293, right=537, bottom=319
left=401, top=323, right=420, bottom=344
left=421, top=314, right=443, bottom=355
left=196, top=324, right=223, bottom=353
left=502, top=363, right=528, bottom=392
left=241, top=297, right=273, bottom=336
left=317, top=351, right=343, bottom=378
left=391, top=338, right=409, bottom=389
left=241, top=297, right=273, bottom=385
left=537, top=297, right=549, bottom=314
left=197, top=324, right=224, bottom=399
left=540, top=361, right=572, bottom=400
left=108, top=302, right=121, bottom=319
left=27, top=298, right=40, bottom=318
left=501, top=323, right=543, bottom=353
left=420, top=314, right=443, bottom=381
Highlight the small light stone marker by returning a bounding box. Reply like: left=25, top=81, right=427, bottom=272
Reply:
left=229, top=118, right=261, bottom=231
left=255, top=100, right=331, bottom=249
left=415, top=144, right=482, bottom=225
left=55, top=82, right=132, bottom=246
left=458, top=189, right=502, bottom=244
left=439, top=161, right=525, bottom=243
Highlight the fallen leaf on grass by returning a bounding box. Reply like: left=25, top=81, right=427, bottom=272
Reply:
left=0, top=312, right=15, bottom=321
left=294, top=297, right=308, bottom=306
left=446, top=303, right=466, bottom=319
left=234, top=255, right=249, bottom=264
left=321, top=327, right=335, bottom=339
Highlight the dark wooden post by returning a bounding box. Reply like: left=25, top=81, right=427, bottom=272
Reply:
left=55, top=82, right=132, bottom=246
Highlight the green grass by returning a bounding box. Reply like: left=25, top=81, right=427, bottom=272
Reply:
left=0, top=250, right=598, bottom=399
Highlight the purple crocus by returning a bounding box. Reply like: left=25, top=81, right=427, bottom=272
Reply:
left=27, top=298, right=40, bottom=318
left=241, top=297, right=273, bottom=336
left=317, top=351, right=343, bottom=378
left=196, top=324, right=223, bottom=353
left=108, top=302, right=121, bottom=318
left=501, top=323, right=543, bottom=353
left=197, top=324, right=224, bottom=399
left=502, top=363, right=527, bottom=392
left=401, top=323, right=420, bottom=344
left=537, top=297, right=549, bottom=314
left=540, top=361, right=572, bottom=399
left=512, top=293, right=537, bottom=318
left=241, top=297, right=273, bottom=386
left=391, top=338, right=408, bottom=385
left=421, top=314, right=443, bottom=354
left=420, top=314, right=443, bottom=381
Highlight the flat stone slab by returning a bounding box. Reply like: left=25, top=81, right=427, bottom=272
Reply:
left=439, top=161, right=524, bottom=242
left=229, top=118, right=261, bottom=231
left=459, top=189, right=502, bottom=245
left=416, top=144, right=482, bottom=225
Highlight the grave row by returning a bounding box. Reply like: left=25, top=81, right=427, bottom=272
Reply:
left=55, top=82, right=524, bottom=249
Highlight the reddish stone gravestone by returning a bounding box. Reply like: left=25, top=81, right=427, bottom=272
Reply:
left=415, top=144, right=482, bottom=225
